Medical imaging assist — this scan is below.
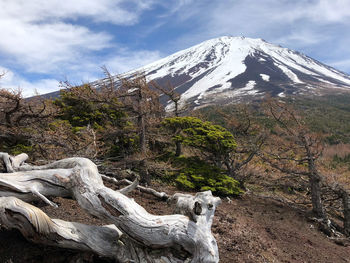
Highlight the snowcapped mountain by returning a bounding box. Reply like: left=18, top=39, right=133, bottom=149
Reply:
left=99, top=36, right=350, bottom=108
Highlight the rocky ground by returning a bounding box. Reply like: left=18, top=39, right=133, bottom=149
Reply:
left=0, top=182, right=349, bottom=263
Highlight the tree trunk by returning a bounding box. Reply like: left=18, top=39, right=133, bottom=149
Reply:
left=175, top=100, right=179, bottom=117
left=0, top=152, right=221, bottom=262
left=139, top=159, right=151, bottom=185
left=305, top=141, right=326, bottom=219
left=137, top=88, right=147, bottom=154
left=309, top=174, right=326, bottom=219
left=175, top=140, right=182, bottom=157
left=342, top=190, right=350, bottom=236
left=138, top=113, right=146, bottom=153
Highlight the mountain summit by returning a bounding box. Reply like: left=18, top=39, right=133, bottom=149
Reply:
left=104, top=36, right=350, bottom=107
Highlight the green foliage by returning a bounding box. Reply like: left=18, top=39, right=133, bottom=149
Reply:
left=49, top=119, right=71, bottom=130
left=53, top=85, right=138, bottom=157
left=10, top=144, right=33, bottom=156
left=199, top=95, right=350, bottom=145
left=54, top=85, right=126, bottom=129
left=172, top=156, right=242, bottom=196
left=109, top=132, right=139, bottom=157
left=283, top=95, right=350, bottom=144
left=332, top=154, right=350, bottom=170
left=162, top=117, right=237, bottom=161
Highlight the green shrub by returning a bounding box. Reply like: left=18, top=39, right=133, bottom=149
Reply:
left=162, top=116, right=236, bottom=165
left=173, top=156, right=242, bottom=196
left=54, top=85, right=126, bottom=129
left=11, top=144, right=33, bottom=156
left=109, top=133, right=138, bottom=157
left=332, top=154, right=350, bottom=170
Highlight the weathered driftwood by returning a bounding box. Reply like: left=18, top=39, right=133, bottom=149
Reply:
left=0, top=196, right=123, bottom=258
left=0, top=153, right=221, bottom=262
left=0, top=152, right=28, bottom=173
left=101, top=173, right=170, bottom=200
left=0, top=196, right=201, bottom=262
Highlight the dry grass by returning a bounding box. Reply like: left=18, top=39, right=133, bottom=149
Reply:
left=322, top=143, right=350, bottom=160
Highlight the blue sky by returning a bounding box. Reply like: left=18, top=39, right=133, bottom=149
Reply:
left=1, top=0, right=350, bottom=96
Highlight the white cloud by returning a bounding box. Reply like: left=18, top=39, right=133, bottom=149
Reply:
left=156, top=0, right=196, bottom=18
left=103, top=50, right=163, bottom=74
left=0, top=0, right=153, bottom=25
left=273, top=30, right=328, bottom=47
left=328, top=59, right=350, bottom=72
left=0, top=0, right=158, bottom=74
left=303, top=0, right=350, bottom=23
left=0, top=66, right=59, bottom=97
left=0, top=46, right=163, bottom=96
left=0, top=19, right=112, bottom=73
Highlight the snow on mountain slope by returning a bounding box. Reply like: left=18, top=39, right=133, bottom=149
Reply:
left=98, top=36, right=350, bottom=108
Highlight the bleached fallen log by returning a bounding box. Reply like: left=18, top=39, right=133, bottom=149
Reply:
left=0, top=154, right=221, bottom=262
left=0, top=196, right=122, bottom=258
left=0, top=196, right=193, bottom=262
left=0, top=152, right=28, bottom=172
left=0, top=152, right=13, bottom=172
left=101, top=173, right=170, bottom=200
left=0, top=167, right=72, bottom=206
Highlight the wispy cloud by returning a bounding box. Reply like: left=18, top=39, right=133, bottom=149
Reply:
left=174, top=0, right=350, bottom=45
left=328, top=59, right=350, bottom=71
left=103, top=50, right=163, bottom=75
left=0, top=0, right=163, bottom=93
left=0, top=0, right=158, bottom=74
left=273, top=30, right=328, bottom=47
left=0, top=0, right=153, bottom=25
left=0, top=66, right=59, bottom=97
left=0, top=19, right=112, bottom=73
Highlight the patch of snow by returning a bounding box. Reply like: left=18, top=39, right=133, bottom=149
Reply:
left=242, top=80, right=256, bottom=91
left=127, top=88, right=138, bottom=93
left=316, top=78, right=334, bottom=85
left=205, top=82, right=232, bottom=95
left=228, top=81, right=258, bottom=97
left=306, top=86, right=316, bottom=90
left=276, top=63, right=303, bottom=84
left=255, top=42, right=350, bottom=85
left=260, top=74, right=270, bottom=81
left=278, top=92, right=286, bottom=97
left=300, top=61, right=350, bottom=85
left=181, top=38, right=252, bottom=100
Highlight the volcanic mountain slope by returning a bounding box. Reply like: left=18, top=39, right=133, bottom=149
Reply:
left=97, top=36, right=350, bottom=108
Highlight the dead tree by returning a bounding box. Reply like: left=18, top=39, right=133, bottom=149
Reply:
left=342, top=190, right=350, bottom=236
left=0, top=88, right=59, bottom=160
left=151, top=81, right=186, bottom=156
left=196, top=105, right=266, bottom=185
left=116, top=74, right=164, bottom=184
left=119, top=75, right=163, bottom=155
left=151, top=81, right=185, bottom=157
left=261, top=100, right=350, bottom=237
left=0, top=152, right=221, bottom=262
left=324, top=177, right=350, bottom=236
left=151, top=81, right=182, bottom=117
left=262, top=99, right=327, bottom=219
